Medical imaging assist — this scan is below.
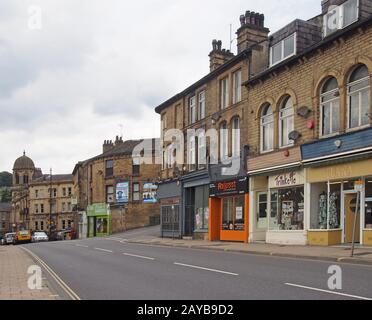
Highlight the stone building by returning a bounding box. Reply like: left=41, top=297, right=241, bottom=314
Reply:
left=28, top=174, right=75, bottom=233
left=72, top=136, right=161, bottom=237
left=244, top=0, right=372, bottom=246
left=155, top=0, right=372, bottom=246
left=0, top=203, right=11, bottom=236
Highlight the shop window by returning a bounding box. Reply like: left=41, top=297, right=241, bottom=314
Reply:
left=347, top=64, right=370, bottom=130
left=194, top=185, right=209, bottom=231
left=270, top=187, right=304, bottom=230
left=260, top=104, right=274, bottom=152
left=222, top=196, right=245, bottom=231
left=279, top=96, right=294, bottom=147
left=320, top=77, right=340, bottom=137
left=96, top=218, right=108, bottom=234
left=310, top=182, right=341, bottom=230
left=365, top=179, right=372, bottom=229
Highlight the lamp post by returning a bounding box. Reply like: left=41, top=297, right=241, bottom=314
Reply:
left=49, top=168, right=53, bottom=238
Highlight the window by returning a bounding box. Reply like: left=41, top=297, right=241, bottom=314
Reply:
left=106, top=186, right=114, bottom=204
left=222, top=196, right=245, bottom=231
left=188, top=136, right=196, bottom=171
left=23, top=175, right=29, bottom=184
left=220, top=122, right=228, bottom=160
left=194, top=185, right=209, bottom=231
left=260, top=104, right=274, bottom=152
left=198, top=91, right=206, bottom=120
left=270, top=187, right=304, bottom=231
left=198, top=133, right=206, bottom=170
left=189, top=96, right=196, bottom=124
left=35, top=204, right=39, bottom=214
left=279, top=96, right=294, bottom=147
left=132, top=183, right=140, bottom=202
left=270, top=33, right=296, bottom=66
left=35, top=190, right=39, bottom=198
left=233, top=70, right=242, bottom=104
left=68, top=220, right=72, bottom=229
left=62, top=202, right=66, bottom=212
left=40, top=204, right=44, bottom=213
left=67, top=202, right=71, bottom=212
left=35, top=221, right=39, bottom=230
left=161, top=113, right=167, bottom=132
left=320, top=77, right=340, bottom=136
left=220, top=78, right=229, bottom=109
left=62, top=188, right=66, bottom=197
left=40, top=221, right=44, bottom=231
left=68, top=187, right=72, bottom=196
left=347, top=64, right=370, bottom=129
left=232, top=117, right=241, bottom=157
left=133, top=157, right=140, bottom=175
left=62, top=220, right=66, bottom=230
left=105, top=160, right=114, bottom=177
left=323, top=0, right=359, bottom=37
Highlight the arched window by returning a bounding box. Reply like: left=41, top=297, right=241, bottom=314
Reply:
left=220, top=122, right=228, bottom=160
left=279, top=96, right=294, bottom=147
left=320, top=77, right=340, bottom=136
left=231, top=117, right=241, bottom=157
left=347, top=64, right=370, bottom=129
left=260, top=104, right=274, bottom=152
left=15, top=173, right=19, bottom=185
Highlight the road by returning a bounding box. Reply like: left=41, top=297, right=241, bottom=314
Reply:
left=23, top=226, right=372, bottom=300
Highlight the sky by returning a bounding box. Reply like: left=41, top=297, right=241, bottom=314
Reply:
left=0, top=0, right=321, bottom=173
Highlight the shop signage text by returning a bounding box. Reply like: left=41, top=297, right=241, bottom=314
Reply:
left=269, top=171, right=304, bottom=189
left=210, top=177, right=248, bottom=197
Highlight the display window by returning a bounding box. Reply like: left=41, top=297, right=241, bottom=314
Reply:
left=222, top=196, right=245, bottom=231
left=194, top=185, right=209, bottom=231
left=365, top=179, right=372, bottom=229
left=269, top=186, right=304, bottom=230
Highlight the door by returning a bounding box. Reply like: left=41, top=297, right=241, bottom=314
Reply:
left=257, top=192, right=268, bottom=229
left=344, top=193, right=360, bottom=243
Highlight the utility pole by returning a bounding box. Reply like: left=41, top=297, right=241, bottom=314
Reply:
left=49, top=168, right=52, bottom=238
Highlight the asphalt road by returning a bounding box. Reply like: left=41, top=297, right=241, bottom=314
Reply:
left=23, top=227, right=372, bottom=300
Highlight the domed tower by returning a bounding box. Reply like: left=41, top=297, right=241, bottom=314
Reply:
left=12, top=151, right=35, bottom=186
left=11, top=152, right=37, bottom=230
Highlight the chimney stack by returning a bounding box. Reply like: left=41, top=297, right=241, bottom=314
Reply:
left=209, top=40, right=234, bottom=72
left=103, top=140, right=114, bottom=153
left=236, top=11, right=269, bottom=54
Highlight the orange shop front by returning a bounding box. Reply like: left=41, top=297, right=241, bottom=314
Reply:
left=209, top=177, right=249, bottom=243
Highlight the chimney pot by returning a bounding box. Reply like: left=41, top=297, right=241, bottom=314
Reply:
left=240, top=14, right=245, bottom=26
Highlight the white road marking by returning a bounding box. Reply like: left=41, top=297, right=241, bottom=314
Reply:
left=94, top=248, right=113, bottom=253
left=75, top=244, right=89, bottom=248
left=174, top=262, right=239, bottom=276
left=285, top=283, right=372, bottom=300
left=123, top=253, right=155, bottom=260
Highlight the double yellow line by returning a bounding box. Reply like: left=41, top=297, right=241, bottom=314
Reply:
left=21, top=246, right=81, bottom=301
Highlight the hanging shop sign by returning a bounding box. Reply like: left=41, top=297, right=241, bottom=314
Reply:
left=209, top=177, right=248, bottom=197
left=143, top=183, right=158, bottom=204
left=116, top=182, right=129, bottom=203
left=269, top=170, right=305, bottom=189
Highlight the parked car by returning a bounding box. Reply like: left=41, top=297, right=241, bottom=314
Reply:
left=31, top=231, right=49, bottom=243
left=4, top=232, right=16, bottom=245
left=14, top=230, right=31, bottom=244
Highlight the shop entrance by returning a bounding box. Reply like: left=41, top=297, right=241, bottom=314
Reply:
left=344, top=192, right=360, bottom=243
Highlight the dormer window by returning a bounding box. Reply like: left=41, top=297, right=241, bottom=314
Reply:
left=323, top=0, right=359, bottom=37
left=270, top=33, right=296, bottom=67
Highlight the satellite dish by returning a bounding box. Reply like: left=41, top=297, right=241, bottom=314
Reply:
left=297, top=106, right=311, bottom=118
left=288, top=131, right=302, bottom=141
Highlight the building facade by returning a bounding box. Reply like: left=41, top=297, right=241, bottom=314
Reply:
left=73, top=137, right=161, bottom=237
left=155, top=0, right=372, bottom=246
left=0, top=203, right=11, bottom=236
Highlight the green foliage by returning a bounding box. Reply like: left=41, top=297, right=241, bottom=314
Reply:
left=0, top=188, right=11, bottom=203
left=0, top=172, right=12, bottom=187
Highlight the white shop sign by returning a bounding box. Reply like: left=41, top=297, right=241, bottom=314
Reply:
left=269, top=170, right=305, bottom=189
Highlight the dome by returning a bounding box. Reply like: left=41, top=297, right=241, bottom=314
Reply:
left=13, top=152, right=35, bottom=170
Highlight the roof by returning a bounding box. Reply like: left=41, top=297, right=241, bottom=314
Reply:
left=245, top=16, right=372, bottom=86
left=32, top=174, right=73, bottom=183
left=0, top=203, right=11, bottom=212
left=13, top=152, right=35, bottom=170
left=154, top=49, right=251, bottom=114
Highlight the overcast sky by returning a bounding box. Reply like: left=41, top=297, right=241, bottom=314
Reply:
left=0, top=0, right=321, bottom=173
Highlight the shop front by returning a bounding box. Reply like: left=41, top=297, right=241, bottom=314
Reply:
left=250, top=169, right=307, bottom=245
left=87, top=203, right=111, bottom=238
left=209, top=177, right=249, bottom=243
left=306, top=158, right=372, bottom=246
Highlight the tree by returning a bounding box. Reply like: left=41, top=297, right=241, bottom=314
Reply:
left=0, top=172, right=12, bottom=187
left=0, top=188, right=11, bottom=203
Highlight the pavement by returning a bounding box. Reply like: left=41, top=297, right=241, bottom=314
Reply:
left=0, top=245, right=59, bottom=300
left=114, top=226, right=372, bottom=266
left=20, top=226, right=372, bottom=300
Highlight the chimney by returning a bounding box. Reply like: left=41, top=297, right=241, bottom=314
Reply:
left=115, top=135, right=124, bottom=146
left=103, top=140, right=114, bottom=153
left=236, top=11, right=269, bottom=54
left=209, top=40, right=234, bottom=72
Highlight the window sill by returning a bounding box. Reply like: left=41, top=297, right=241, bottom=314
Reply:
left=346, top=124, right=370, bottom=134
left=319, top=132, right=340, bottom=139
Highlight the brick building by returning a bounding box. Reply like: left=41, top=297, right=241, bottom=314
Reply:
left=0, top=203, right=11, bottom=236
left=73, top=136, right=161, bottom=237
left=155, top=0, right=372, bottom=246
